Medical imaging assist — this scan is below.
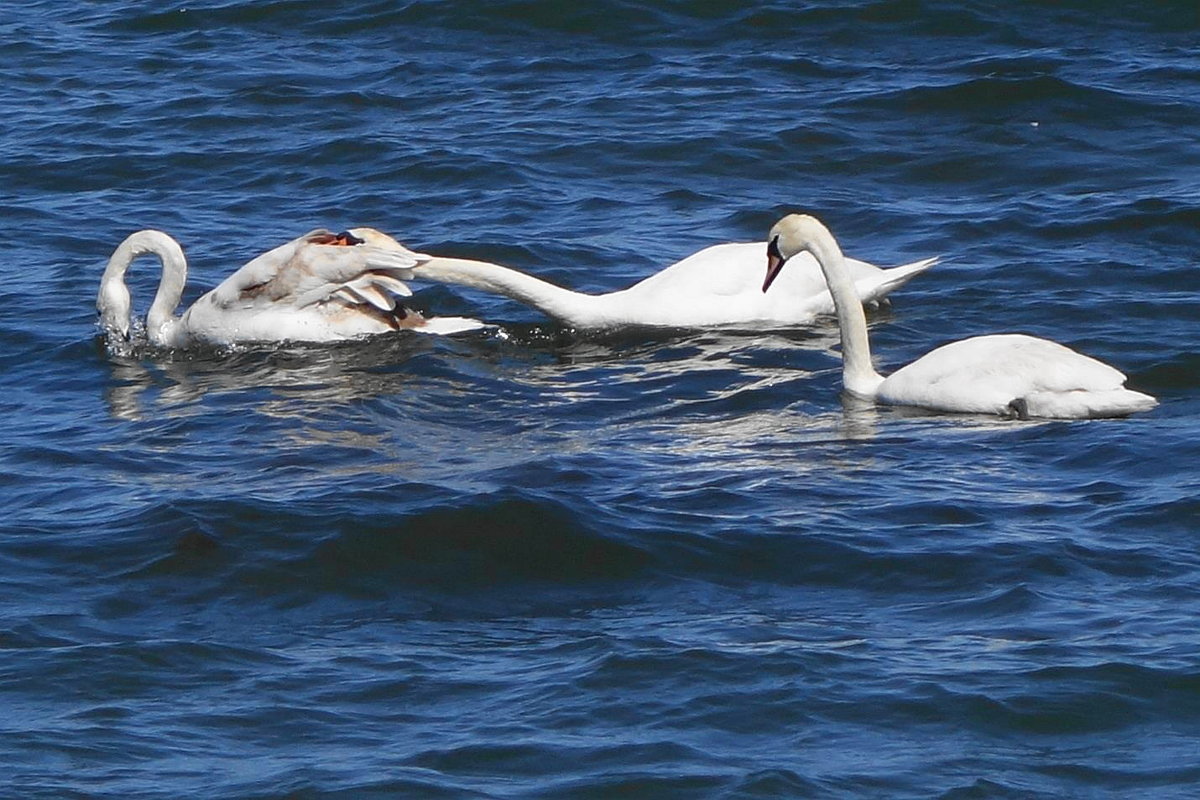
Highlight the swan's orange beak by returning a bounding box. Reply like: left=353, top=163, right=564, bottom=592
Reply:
left=763, top=236, right=786, bottom=293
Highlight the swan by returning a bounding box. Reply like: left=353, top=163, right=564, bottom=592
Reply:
left=409, top=240, right=938, bottom=330
left=762, top=214, right=1157, bottom=419
left=96, top=228, right=483, bottom=346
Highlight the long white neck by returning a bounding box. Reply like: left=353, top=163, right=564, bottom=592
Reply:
left=97, top=230, right=189, bottom=345
left=798, top=221, right=885, bottom=397
left=415, top=256, right=604, bottom=327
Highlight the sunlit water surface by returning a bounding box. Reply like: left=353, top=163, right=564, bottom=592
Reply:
left=2, top=2, right=1199, bottom=797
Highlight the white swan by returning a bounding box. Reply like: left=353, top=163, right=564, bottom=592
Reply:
left=410, top=240, right=937, bottom=329
left=762, top=214, right=1156, bottom=419
left=97, top=228, right=483, bottom=346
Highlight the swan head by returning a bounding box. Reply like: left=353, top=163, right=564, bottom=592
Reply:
left=303, top=227, right=425, bottom=278
left=763, top=214, right=835, bottom=292
left=342, top=227, right=426, bottom=257
left=97, top=278, right=133, bottom=340
left=344, top=227, right=398, bottom=246
left=303, top=227, right=409, bottom=249
left=312, top=226, right=424, bottom=259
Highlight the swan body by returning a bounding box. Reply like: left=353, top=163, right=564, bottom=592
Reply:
left=764, top=214, right=1156, bottom=419
left=411, top=241, right=937, bottom=330
left=97, top=228, right=484, bottom=346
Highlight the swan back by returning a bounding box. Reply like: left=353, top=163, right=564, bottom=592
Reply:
left=879, top=334, right=1156, bottom=418
left=597, top=242, right=837, bottom=327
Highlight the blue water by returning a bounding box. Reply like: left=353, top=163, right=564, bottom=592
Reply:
left=3, top=1, right=1199, bottom=796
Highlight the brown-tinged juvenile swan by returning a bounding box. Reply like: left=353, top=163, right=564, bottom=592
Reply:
left=410, top=239, right=937, bottom=329
left=96, top=228, right=483, bottom=346
left=762, top=214, right=1156, bottom=419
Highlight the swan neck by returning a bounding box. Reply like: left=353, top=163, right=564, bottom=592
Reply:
left=147, top=252, right=187, bottom=341
left=99, top=231, right=188, bottom=344
left=417, top=256, right=598, bottom=326
left=806, top=230, right=884, bottom=397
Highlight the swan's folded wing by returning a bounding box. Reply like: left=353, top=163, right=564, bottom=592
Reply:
left=853, top=256, right=939, bottom=305
left=880, top=334, right=1134, bottom=415
left=207, top=237, right=309, bottom=307
left=291, top=243, right=424, bottom=309
left=208, top=232, right=428, bottom=310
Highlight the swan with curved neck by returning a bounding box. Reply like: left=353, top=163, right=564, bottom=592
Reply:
left=763, top=214, right=1156, bottom=419
left=410, top=239, right=938, bottom=330
left=96, top=227, right=483, bottom=347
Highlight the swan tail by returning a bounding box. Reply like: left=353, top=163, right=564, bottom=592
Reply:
left=1011, top=389, right=1158, bottom=420
left=342, top=282, right=396, bottom=311
left=367, top=273, right=415, bottom=298
left=411, top=315, right=491, bottom=335
left=856, top=256, right=939, bottom=305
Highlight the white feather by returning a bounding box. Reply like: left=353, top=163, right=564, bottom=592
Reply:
left=766, top=214, right=1156, bottom=420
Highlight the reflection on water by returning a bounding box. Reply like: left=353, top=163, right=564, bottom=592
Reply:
left=100, top=331, right=446, bottom=422
left=96, top=316, right=1050, bottom=499
left=99, top=322, right=845, bottom=419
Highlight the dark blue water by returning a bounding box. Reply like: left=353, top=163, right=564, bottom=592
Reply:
left=3, top=1, right=1199, bottom=796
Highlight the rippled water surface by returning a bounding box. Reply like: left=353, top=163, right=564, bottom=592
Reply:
left=3, top=1, right=1199, bottom=797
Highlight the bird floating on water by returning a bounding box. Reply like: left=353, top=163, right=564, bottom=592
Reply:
left=97, top=227, right=483, bottom=347
left=408, top=239, right=937, bottom=330
left=762, top=214, right=1156, bottom=419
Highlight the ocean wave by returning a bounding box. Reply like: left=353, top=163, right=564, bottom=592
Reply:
left=861, top=74, right=1169, bottom=122
left=3, top=1, right=1199, bottom=795
left=83, top=489, right=1191, bottom=605
left=91, top=0, right=1194, bottom=50
left=90, top=492, right=650, bottom=604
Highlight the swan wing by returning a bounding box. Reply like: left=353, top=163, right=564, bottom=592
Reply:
left=628, top=241, right=917, bottom=298
left=208, top=228, right=423, bottom=311
left=792, top=256, right=941, bottom=317
left=625, top=242, right=834, bottom=299
left=1018, top=388, right=1157, bottom=419
left=601, top=242, right=934, bottom=327
left=878, top=334, right=1148, bottom=417
left=854, top=256, right=939, bottom=305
